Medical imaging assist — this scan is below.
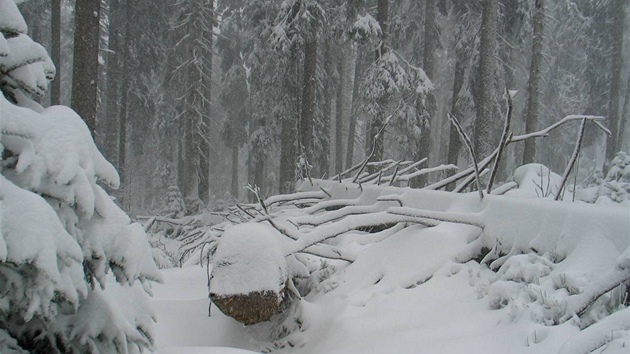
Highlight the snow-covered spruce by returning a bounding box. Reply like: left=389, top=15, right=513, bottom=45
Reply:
left=209, top=223, right=288, bottom=325
left=0, top=2, right=160, bottom=353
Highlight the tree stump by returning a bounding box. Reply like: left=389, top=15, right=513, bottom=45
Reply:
left=209, top=223, right=288, bottom=325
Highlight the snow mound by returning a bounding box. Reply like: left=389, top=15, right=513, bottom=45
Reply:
left=210, top=223, right=287, bottom=297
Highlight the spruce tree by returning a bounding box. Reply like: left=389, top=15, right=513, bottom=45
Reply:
left=0, top=2, right=161, bottom=352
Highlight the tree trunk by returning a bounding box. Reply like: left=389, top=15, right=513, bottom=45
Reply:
left=335, top=51, right=345, bottom=175
left=318, top=41, right=332, bottom=177
left=183, top=7, right=202, bottom=201
left=279, top=113, right=297, bottom=193
left=345, top=46, right=362, bottom=169
left=118, top=0, right=132, bottom=191
left=300, top=38, right=317, bottom=162
left=605, top=0, right=625, bottom=163
left=181, top=0, right=214, bottom=202
left=230, top=144, right=239, bottom=200
left=446, top=41, right=469, bottom=188
left=619, top=73, right=630, bottom=151
left=279, top=47, right=300, bottom=194
left=376, top=0, right=388, bottom=49
left=412, top=0, right=436, bottom=188
left=473, top=0, right=499, bottom=160
left=368, top=0, right=389, bottom=173
left=199, top=0, right=214, bottom=203
left=523, top=0, right=545, bottom=165
left=71, top=0, right=101, bottom=137
left=102, top=0, right=124, bottom=168
left=50, top=0, right=62, bottom=105
left=422, top=0, right=436, bottom=80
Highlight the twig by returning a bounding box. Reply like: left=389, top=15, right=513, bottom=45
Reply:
left=353, top=116, right=391, bottom=183
left=389, top=166, right=400, bottom=186
left=396, top=164, right=458, bottom=183
left=448, top=113, right=484, bottom=201
left=486, top=89, right=514, bottom=194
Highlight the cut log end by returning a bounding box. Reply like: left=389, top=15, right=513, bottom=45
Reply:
left=211, top=290, right=282, bottom=325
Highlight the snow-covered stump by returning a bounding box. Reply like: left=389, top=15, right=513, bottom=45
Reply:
left=209, top=223, right=288, bottom=325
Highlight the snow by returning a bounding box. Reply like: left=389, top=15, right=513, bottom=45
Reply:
left=0, top=175, right=85, bottom=318
left=0, top=0, right=28, bottom=35
left=152, top=266, right=259, bottom=353
left=210, top=223, right=287, bottom=297
left=559, top=307, right=630, bottom=354
left=150, top=177, right=629, bottom=354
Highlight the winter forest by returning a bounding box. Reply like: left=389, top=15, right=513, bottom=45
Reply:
left=1, top=0, right=630, bottom=352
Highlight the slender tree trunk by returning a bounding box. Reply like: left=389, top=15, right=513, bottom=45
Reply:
left=50, top=0, right=61, bottom=105
left=605, top=0, right=625, bottom=163
left=335, top=51, right=345, bottom=175
left=346, top=46, right=362, bottom=168
left=71, top=0, right=101, bottom=136
left=523, top=0, right=545, bottom=165
left=301, top=38, right=317, bottom=162
left=473, top=0, right=499, bottom=160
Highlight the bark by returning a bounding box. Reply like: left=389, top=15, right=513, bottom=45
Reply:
left=523, top=0, right=544, bottom=165
left=605, top=0, right=625, bottom=163
left=71, top=0, right=101, bottom=137
left=50, top=0, right=62, bottom=105
left=335, top=51, right=345, bottom=175
left=473, top=0, right=499, bottom=160
left=345, top=46, right=363, bottom=168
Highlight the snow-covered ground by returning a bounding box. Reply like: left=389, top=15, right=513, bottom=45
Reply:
left=151, top=177, right=630, bottom=354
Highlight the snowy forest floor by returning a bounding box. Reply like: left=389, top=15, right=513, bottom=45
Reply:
left=151, top=212, right=629, bottom=354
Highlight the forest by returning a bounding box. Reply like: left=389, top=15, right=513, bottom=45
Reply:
left=1, top=0, right=630, bottom=353
left=12, top=0, right=630, bottom=215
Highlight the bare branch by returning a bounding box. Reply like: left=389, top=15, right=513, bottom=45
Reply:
left=486, top=89, right=514, bottom=194
left=448, top=113, right=484, bottom=201
left=555, top=118, right=587, bottom=201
